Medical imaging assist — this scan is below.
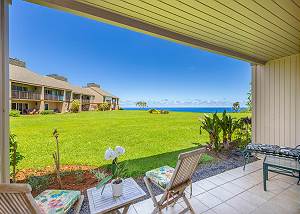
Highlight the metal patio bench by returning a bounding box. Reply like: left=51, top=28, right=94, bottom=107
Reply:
left=243, top=143, right=300, bottom=170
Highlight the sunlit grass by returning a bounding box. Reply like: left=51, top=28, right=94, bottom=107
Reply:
left=10, top=110, right=250, bottom=176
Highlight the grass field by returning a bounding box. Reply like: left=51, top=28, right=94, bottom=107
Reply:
left=10, top=110, right=250, bottom=177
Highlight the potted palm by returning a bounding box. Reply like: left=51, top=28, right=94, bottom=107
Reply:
left=96, top=146, right=127, bottom=197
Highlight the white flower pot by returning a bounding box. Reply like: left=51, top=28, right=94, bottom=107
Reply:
left=111, top=179, right=123, bottom=197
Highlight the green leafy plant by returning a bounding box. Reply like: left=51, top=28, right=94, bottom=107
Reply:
left=9, top=133, right=24, bottom=182
left=90, top=169, right=107, bottom=182
left=70, top=100, right=80, bottom=113
left=200, top=153, right=214, bottom=164
left=200, top=113, right=222, bottom=151
left=96, top=146, right=127, bottom=194
left=40, top=110, right=55, bottom=115
left=52, top=129, right=62, bottom=188
left=74, top=170, right=84, bottom=183
left=27, top=175, right=51, bottom=192
left=9, top=110, right=20, bottom=117
left=235, top=117, right=252, bottom=149
left=246, top=84, right=252, bottom=111
left=219, top=111, right=240, bottom=149
left=97, top=102, right=110, bottom=111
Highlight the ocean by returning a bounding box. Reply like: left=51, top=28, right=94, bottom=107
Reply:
left=123, top=107, right=246, bottom=113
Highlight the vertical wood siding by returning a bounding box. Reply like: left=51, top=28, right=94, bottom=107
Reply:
left=253, top=53, right=300, bottom=147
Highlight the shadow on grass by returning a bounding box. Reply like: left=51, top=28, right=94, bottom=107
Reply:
left=124, top=146, right=201, bottom=177
left=22, top=146, right=215, bottom=194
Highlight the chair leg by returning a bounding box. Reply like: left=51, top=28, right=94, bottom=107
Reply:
left=144, top=177, right=159, bottom=209
left=74, top=195, right=84, bottom=214
left=182, top=194, right=195, bottom=214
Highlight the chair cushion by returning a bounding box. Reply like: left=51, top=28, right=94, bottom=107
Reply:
left=35, top=190, right=80, bottom=214
left=145, top=166, right=174, bottom=189
left=246, top=143, right=300, bottom=159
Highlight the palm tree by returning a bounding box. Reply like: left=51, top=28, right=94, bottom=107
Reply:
left=232, top=102, right=240, bottom=113
left=136, top=101, right=147, bottom=109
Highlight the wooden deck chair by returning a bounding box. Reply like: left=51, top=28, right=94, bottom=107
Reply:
left=0, top=183, right=84, bottom=214
left=144, top=148, right=205, bottom=214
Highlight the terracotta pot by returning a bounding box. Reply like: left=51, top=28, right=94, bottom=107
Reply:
left=111, top=179, right=123, bottom=197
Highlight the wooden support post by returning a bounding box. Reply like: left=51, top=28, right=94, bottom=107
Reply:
left=0, top=0, right=10, bottom=183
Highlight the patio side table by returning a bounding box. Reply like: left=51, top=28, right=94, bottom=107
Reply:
left=87, top=178, right=146, bottom=214
left=263, top=155, right=300, bottom=191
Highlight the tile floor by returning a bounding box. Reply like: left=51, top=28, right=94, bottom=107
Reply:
left=128, top=160, right=300, bottom=214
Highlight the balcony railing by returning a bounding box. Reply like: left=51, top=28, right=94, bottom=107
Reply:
left=11, top=90, right=41, bottom=100
left=44, top=94, right=64, bottom=101
left=82, top=99, right=91, bottom=104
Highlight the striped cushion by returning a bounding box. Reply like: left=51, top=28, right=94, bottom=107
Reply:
left=35, top=190, right=80, bottom=214
left=146, top=166, right=174, bottom=189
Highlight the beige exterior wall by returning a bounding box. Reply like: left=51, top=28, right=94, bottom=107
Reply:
left=252, top=53, right=300, bottom=148
left=44, top=102, right=63, bottom=113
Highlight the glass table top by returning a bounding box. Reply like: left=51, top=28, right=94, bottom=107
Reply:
left=264, top=155, right=300, bottom=171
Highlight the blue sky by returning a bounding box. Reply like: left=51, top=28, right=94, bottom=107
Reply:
left=9, top=1, right=251, bottom=107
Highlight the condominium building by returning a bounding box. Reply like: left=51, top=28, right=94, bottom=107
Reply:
left=9, top=58, right=119, bottom=114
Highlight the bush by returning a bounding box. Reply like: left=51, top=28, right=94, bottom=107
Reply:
left=27, top=175, right=51, bottom=192
left=200, top=153, right=214, bottom=164
left=70, top=100, right=80, bottom=113
left=148, top=109, right=169, bottom=114
left=9, top=110, right=20, bottom=117
left=148, top=108, right=158, bottom=114
left=235, top=117, right=252, bottom=149
left=97, top=102, right=110, bottom=111
left=199, top=113, right=222, bottom=151
left=160, top=110, right=169, bottom=114
left=40, top=110, right=55, bottom=115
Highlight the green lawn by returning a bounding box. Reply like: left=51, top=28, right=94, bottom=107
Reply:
left=10, top=110, right=250, bottom=177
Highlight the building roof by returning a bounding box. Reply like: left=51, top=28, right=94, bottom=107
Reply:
left=10, top=64, right=115, bottom=97
left=86, top=86, right=119, bottom=99
left=30, top=0, right=300, bottom=64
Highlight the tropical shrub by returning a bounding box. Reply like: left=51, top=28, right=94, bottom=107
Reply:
left=40, top=110, right=55, bottom=115
left=52, top=129, right=62, bottom=188
left=9, top=133, right=24, bottom=182
left=235, top=117, right=252, bottom=149
left=97, top=102, right=110, bottom=111
left=219, top=111, right=240, bottom=149
left=70, top=100, right=80, bottom=113
left=200, top=113, right=222, bottom=151
left=9, top=110, right=20, bottom=117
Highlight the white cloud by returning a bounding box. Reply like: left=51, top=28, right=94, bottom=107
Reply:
left=120, top=98, right=247, bottom=107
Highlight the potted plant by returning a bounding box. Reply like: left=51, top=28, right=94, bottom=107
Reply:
left=96, top=146, right=127, bottom=197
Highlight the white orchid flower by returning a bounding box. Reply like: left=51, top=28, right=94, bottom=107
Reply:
left=115, top=146, right=125, bottom=156
left=104, top=147, right=117, bottom=160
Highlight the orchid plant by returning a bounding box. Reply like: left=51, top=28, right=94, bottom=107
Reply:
left=96, top=146, right=127, bottom=193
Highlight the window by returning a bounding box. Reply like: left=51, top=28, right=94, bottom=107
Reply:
left=11, top=103, right=17, bottom=110
left=45, top=103, right=49, bottom=110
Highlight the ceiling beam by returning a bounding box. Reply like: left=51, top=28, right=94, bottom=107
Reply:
left=27, top=0, right=267, bottom=64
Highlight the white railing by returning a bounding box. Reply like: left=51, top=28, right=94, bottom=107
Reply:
left=11, top=90, right=41, bottom=100
left=44, top=94, right=64, bottom=101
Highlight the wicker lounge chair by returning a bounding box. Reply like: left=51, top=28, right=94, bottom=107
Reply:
left=144, top=148, right=205, bottom=214
left=0, top=183, right=84, bottom=214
